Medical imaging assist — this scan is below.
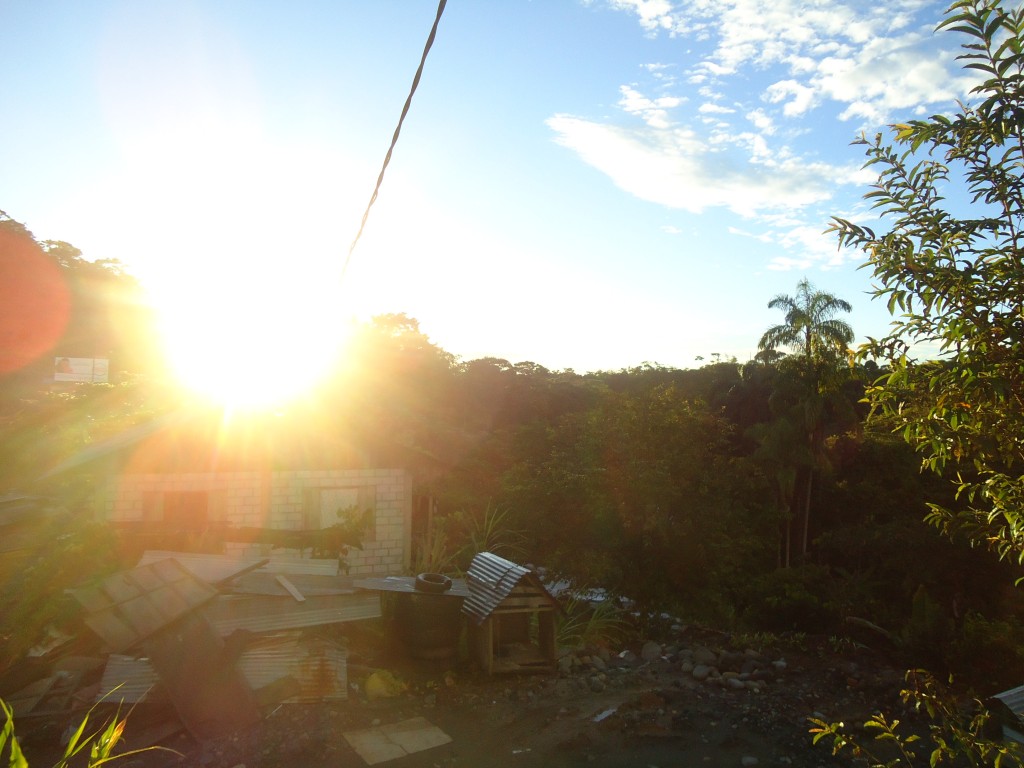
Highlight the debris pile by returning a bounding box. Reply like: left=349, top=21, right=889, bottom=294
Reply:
left=1, top=549, right=382, bottom=751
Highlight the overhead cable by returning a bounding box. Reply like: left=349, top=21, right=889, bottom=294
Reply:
left=342, top=0, right=448, bottom=280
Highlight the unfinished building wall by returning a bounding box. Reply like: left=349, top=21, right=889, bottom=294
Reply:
left=104, top=469, right=412, bottom=576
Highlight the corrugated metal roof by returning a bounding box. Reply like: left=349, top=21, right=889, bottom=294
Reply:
left=994, top=684, right=1024, bottom=719
left=201, top=592, right=381, bottom=635
left=96, top=655, right=161, bottom=704
left=462, top=552, right=551, bottom=624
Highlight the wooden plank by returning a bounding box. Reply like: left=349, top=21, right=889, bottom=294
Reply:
left=275, top=575, right=306, bottom=602
left=488, top=606, right=554, bottom=616
left=493, top=596, right=553, bottom=610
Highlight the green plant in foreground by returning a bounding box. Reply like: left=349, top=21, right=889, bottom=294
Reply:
left=1, top=696, right=176, bottom=768
left=810, top=670, right=1024, bottom=767
left=556, top=594, right=630, bottom=650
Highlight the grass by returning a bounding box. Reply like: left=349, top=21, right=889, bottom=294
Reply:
left=1, top=695, right=177, bottom=768
left=556, top=594, right=630, bottom=650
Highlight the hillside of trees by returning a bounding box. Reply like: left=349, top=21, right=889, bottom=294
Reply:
left=2, top=202, right=1022, bottom=694
left=5, top=0, right=1024, bottom=704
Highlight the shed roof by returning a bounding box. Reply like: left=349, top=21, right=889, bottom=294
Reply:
left=461, top=552, right=556, bottom=624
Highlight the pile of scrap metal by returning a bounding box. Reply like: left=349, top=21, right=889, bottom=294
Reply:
left=0, top=549, right=382, bottom=744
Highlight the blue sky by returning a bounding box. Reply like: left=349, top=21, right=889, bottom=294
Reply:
left=1, top=0, right=973, bottom=375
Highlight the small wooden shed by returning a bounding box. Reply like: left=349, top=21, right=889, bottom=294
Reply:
left=462, top=552, right=560, bottom=675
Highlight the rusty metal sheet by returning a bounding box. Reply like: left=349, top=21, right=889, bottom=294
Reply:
left=68, top=559, right=218, bottom=653
left=236, top=632, right=348, bottom=702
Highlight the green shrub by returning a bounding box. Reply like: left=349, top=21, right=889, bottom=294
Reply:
left=738, top=565, right=841, bottom=633
left=810, top=670, right=1023, bottom=767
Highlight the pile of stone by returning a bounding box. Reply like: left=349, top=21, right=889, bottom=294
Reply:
left=556, top=639, right=788, bottom=694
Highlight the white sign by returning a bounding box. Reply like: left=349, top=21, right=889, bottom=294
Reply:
left=54, top=357, right=109, bottom=383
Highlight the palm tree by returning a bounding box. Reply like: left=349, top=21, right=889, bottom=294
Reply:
left=759, top=278, right=853, bottom=373
left=757, top=279, right=855, bottom=562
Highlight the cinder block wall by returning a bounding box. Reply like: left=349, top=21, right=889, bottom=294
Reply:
left=105, top=469, right=412, bottom=576
left=270, top=469, right=412, bottom=576
left=102, top=471, right=261, bottom=524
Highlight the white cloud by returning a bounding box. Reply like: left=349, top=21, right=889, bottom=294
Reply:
left=698, top=102, right=735, bottom=114
left=557, top=1, right=979, bottom=272
left=546, top=113, right=842, bottom=217
left=745, top=108, right=774, bottom=134
left=607, top=0, right=970, bottom=127
left=765, top=79, right=817, bottom=116
left=618, top=85, right=683, bottom=128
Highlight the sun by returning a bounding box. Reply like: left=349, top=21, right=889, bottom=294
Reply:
left=148, top=258, right=353, bottom=410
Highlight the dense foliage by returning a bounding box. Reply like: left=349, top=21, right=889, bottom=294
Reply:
left=830, top=0, right=1024, bottom=566
left=6, top=42, right=1024, bottom=691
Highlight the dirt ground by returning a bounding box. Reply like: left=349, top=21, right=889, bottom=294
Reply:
left=16, top=624, right=910, bottom=768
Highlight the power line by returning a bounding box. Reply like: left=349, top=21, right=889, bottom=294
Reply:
left=342, top=0, right=448, bottom=280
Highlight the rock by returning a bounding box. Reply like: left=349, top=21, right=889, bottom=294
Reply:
left=558, top=655, right=574, bottom=675
left=680, top=660, right=694, bottom=674
left=590, top=655, right=608, bottom=672
left=641, top=641, right=663, bottom=661
left=741, top=756, right=759, bottom=766
left=772, top=658, right=788, bottom=672
left=588, top=675, right=606, bottom=693
left=719, top=651, right=746, bottom=672
left=693, top=646, right=718, bottom=665
left=726, top=677, right=746, bottom=690
left=692, top=663, right=713, bottom=681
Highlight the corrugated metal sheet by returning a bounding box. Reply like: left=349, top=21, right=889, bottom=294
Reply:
left=96, top=655, right=160, bottom=704
left=230, top=572, right=357, bottom=598
left=462, top=552, right=549, bottom=624
left=993, top=684, right=1024, bottom=743
left=137, top=551, right=340, bottom=582
left=236, top=632, right=348, bottom=702
left=261, top=554, right=341, bottom=576
left=97, top=636, right=349, bottom=705
left=137, top=551, right=269, bottom=583
left=995, top=684, right=1024, bottom=718
left=201, top=592, right=381, bottom=635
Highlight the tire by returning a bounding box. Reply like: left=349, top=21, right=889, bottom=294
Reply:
left=414, top=572, right=453, bottom=594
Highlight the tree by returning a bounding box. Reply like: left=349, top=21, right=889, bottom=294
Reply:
left=829, top=0, right=1024, bottom=565
left=757, top=280, right=856, bottom=562
left=759, top=278, right=854, bottom=372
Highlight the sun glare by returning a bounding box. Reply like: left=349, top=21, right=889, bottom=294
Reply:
left=149, top=258, right=352, bottom=410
